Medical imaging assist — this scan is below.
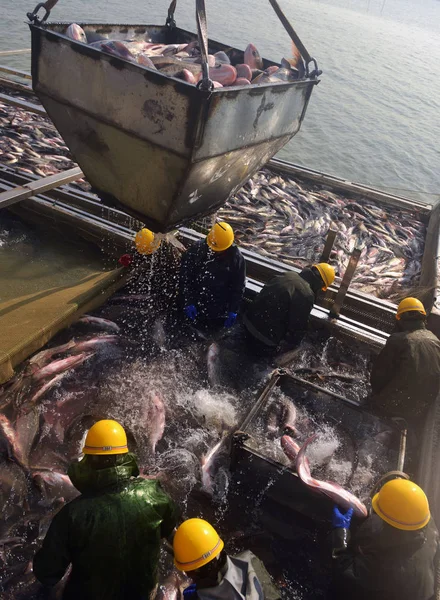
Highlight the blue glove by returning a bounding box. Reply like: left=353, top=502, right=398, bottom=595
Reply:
left=184, top=305, right=197, bottom=320
left=224, top=312, right=237, bottom=328
left=332, top=506, right=354, bottom=529
left=183, top=584, right=197, bottom=598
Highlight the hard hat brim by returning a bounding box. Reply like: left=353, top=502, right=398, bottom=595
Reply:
left=372, top=492, right=430, bottom=531
left=206, top=237, right=233, bottom=252
left=83, top=445, right=128, bottom=455
left=174, top=537, right=224, bottom=572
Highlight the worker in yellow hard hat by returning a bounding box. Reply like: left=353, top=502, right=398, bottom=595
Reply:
left=178, top=222, right=246, bottom=332
left=134, top=228, right=162, bottom=255
left=369, top=296, right=440, bottom=435
left=243, top=263, right=335, bottom=356
left=330, top=478, right=438, bottom=600
left=173, top=518, right=281, bottom=599
left=33, top=419, right=178, bottom=600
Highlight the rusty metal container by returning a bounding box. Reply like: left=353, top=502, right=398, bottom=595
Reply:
left=28, top=10, right=319, bottom=231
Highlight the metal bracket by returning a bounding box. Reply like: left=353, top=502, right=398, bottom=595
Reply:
left=165, top=0, right=177, bottom=28
left=306, top=58, right=322, bottom=79
left=27, top=0, right=58, bottom=24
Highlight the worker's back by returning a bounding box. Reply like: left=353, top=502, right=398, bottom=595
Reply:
left=34, top=454, right=178, bottom=600
left=370, top=323, right=440, bottom=429
left=244, top=270, right=315, bottom=347
left=343, top=515, right=438, bottom=600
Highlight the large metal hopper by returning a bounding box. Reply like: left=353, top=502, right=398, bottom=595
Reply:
left=27, top=2, right=319, bottom=231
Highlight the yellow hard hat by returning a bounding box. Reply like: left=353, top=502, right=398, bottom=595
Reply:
left=313, top=263, right=335, bottom=291
left=396, top=297, right=426, bottom=320
left=206, top=222, right=234, bottom=252
left=83, top=419, right=128, bottom=455
left=134, top=228, right=161, bottom=255
left=173, top=518, right=224, bottom=571
left=372, top=479, right=430, bottom=531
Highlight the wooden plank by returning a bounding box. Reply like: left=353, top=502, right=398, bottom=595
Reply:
left=0, top=49, right=31, bottom=56
left=329, top=248, right=362, bottom=318
left=0, top=167, right=84, bottom=209
left=320, top=229, right=337, bottom=263
left=0, top=92, right=46, bottom=116
left=0, top=65, right=32, bottom=80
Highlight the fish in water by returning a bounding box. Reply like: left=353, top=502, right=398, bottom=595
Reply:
left=27, top=370, right=71, bottom=408
left=77, top=315, right=120, bottom=333
left=207, top=342, right=220, bottom=386
left=267, top=398, right=298, bottom=437
left=201, top=438, right=223, bottom=495
left=71, top=335, right=119, bottom=353
left=32, top=470, right=79, bottom=506
left=28, top=340, right=76, bottom=370
left=296, top=434, right=368, bottom=518
left=244, top=43, right=263, bottom=70
left=146, top=391, right=166, bottom=453
left=0, top=414, right=28, bottom=470
left=32, top=352, right=92, bottom=383
left=65, top=24, right=87, bottom=44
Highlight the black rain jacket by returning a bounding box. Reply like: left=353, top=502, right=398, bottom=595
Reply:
left=243, top=268, right=321, bottom=348
left=33, top=453, right=178, bottom=600
left=179, top=240, right=246, bottom=319
left=332, top=514, right=439, bottom=600
left=370, top=320, right=440, bottom=432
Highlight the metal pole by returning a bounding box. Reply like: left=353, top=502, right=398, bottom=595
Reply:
left=0, top=167, right=84, bottom=210
left=0, top=65, right=32, bottom=80
left=0, top=49, right=31, bottom=56
left=397, top=428, right=407, bottom=472
left=238, top=369, right=283, bottom=432
left=0, top=92, right=46, bottom=116
left=329, top=248, right=361, bottom=319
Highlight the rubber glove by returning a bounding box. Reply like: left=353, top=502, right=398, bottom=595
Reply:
left=183, top=584, right=197, bottom=598
left=184, top=305, right=197, bottom=320
left=332, top=506, right=354, bottom=529
left=224, top=312, right=237, bottom=328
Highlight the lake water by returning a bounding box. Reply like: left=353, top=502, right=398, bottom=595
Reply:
left=1, top=0, right=440, bottom=203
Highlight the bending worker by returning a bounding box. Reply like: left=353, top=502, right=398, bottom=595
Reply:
left=173, top=518, right=280, bottom=599
left=331, top=478, right=438, bottom=600
left=33, top=420, right=178, bottom=600
left=369, top=297, right=440, bottom=435
left=179, top=222, right=246, bottom=331
left=243, top=263, right=335, bottom=355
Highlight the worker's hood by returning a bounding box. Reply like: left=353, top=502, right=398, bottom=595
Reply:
left=299, top=267, right=322, bottom=294
left=68, top=452, right=140, bottom=494
left=356, top=514, right=433, bottom=557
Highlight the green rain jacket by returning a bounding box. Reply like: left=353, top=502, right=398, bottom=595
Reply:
left=33, top=453, right=178, bottom=600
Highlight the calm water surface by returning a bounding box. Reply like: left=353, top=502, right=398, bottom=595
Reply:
left=1, top=0, right=440, bottom=203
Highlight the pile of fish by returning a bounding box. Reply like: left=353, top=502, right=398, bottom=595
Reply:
left=216, top=169, right=427, bottom=299
left=65, top=23, right=303, bottom=87
left=0, top=100, right=78, bottom=181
